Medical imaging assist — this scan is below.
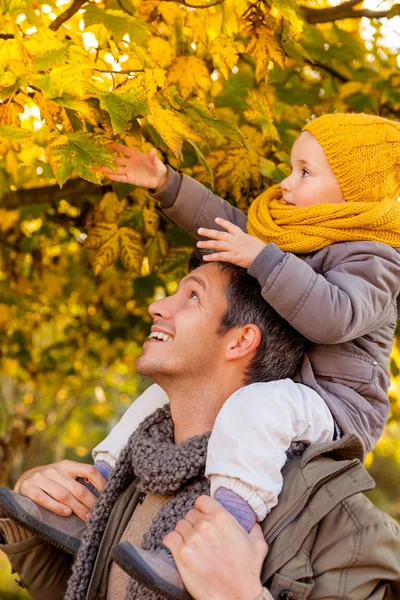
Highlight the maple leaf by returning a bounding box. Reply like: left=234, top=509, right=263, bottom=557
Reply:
left=85, top=223, right=118, bottom=250
left=148, top=37, right=174, bottom=69
left=119, top=227, right=144, bottom=273
left=0, top=125, right=31, bottom=142
left=146, top=231, right=168, bottom=271
left=210, top=36, right=245, bottom=76
left=147, top=103, right=202, bottom=158
left=83, top=6, right=148, bottom=44
left=168, top=57, right=211, bottom=100
left=94, top=79, right=149, bottom=135
left=246, top=25, right=285, bottom=82
left=46, top=133, right=118, bottom=187
left=244, top=89, right=280, bottom=142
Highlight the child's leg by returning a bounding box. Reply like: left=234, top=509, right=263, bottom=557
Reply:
left=92, top=383, right=169, bottom=467
left=206, top=380, right=334, bottom=527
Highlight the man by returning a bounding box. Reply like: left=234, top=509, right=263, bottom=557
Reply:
left=1, top=252, right=399, bottom=600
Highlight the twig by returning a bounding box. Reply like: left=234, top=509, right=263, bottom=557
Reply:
left=49, top=0, right=88, bottom=31
left=302, top=0, right=400, bottom=24
left=162, top=0, right=225, bottom=8
left=0, top=33, right=14, bottom=39
left=305, top=59, right=349, bottom=83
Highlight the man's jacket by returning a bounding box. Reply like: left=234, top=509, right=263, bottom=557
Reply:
left=152, top=168, right=400, bottom=454
left=2, top=434, right=400, bottom=600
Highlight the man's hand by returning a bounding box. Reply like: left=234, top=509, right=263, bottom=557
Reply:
left=14, top=460, right=106, bottom=521
left=163, top=496, right=268, bottom=600
left=101, top=144, right=168, bottom=191
left=197, top=218, right=266, bottom=270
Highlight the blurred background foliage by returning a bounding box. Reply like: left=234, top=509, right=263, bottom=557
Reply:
left=1, top=0, right=400, bottom=596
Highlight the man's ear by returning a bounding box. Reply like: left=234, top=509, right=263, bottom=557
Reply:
left=225, top=324, right=262, bottom=361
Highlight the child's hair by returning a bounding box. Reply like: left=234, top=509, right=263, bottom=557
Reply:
left=303, top=113, right=400, bottom=204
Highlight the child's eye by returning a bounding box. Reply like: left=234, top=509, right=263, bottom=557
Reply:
left=301, top=168, right=310, bottom=177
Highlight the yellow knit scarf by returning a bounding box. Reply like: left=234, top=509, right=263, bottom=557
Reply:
left=247, top=184, right=400, bottom=254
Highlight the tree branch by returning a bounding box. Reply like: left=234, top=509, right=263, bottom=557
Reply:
left=1, top=179, right=104, bottom=209
left=49, top=0, right=88, bottom=31
left=0, top=33, right=14, bottom=39
left=302, top=0, right=400, bottom=24
left=161, top=0, right=225, bottom=8
left=305, top=59, right=349, bottom=83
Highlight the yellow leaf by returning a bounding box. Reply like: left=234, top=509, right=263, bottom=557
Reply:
left=22, top=29, right=65, bottom=58
left=0, top=39, right=25, bottom=70
left=98, top=192, right=126, bottom=223
left=210, top=36, right=245, bottom=73
left=5, top=149, right=19, bottom=184
left=246, top=26, right=285, bottom=82
left=0, top=71, right=17, bottom=88
left=85, top=222, right=118, bottom=250
left=119, top=227, right=144, bottom=273
left=147, top=103, right=202, bottom=157
left=0, top=208, right=19, bottom=231
left=49, top=65, right=92, bottom=100
left=91, top=230, right=120, bottom=275
left=168, top=57, right=211, bottom=100
left=148, top=37, right=174, bottom=69
left=338, top=81, right=365, bottom=99
left=143, top=207, right=160, bottom=237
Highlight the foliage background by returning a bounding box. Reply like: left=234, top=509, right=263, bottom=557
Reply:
left=1, top=0, right=400, bottom=596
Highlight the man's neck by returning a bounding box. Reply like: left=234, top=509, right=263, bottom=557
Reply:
left=158, top=376, right=242, bottom=444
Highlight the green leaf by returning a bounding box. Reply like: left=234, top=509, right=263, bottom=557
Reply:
left=46, top=132, right=118, bottom=187
left=0, top=125, right=31, bottom=142
left=183, top=101, right=245, bottom=146
left=83, top=6, right=148, bottom=44
left=118, top=206, right=145, bottom=232
left=95, top=79, right=149, bottom=134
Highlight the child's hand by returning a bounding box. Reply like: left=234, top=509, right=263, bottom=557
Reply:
left=101, top=143, right=168, bottom=191
left=197, top=218, right=266, bottom=269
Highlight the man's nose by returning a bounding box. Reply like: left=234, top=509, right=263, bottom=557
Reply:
left=148, top=295, right=174, bottom=320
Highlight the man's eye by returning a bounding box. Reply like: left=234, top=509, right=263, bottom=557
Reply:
left=190, top=291, right=199, bottom=300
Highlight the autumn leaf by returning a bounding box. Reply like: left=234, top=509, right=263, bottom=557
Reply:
left=147, top=103, right=202, bottom=157
left=119, top=227, right=144, bottom=273
left=47, top=133, right=118, bottom=187
left=0, top=125, right=31, bottom=142
left=95, top=79, right=149, bottom=134
left=146, top=231, right=168, bottom=271
left=83, top=6, right=148, bottom=44
left=168, top=57, right=211, bottom=99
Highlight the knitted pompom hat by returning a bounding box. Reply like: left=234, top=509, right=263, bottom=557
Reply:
left=303, top=113, right=400, bottom=203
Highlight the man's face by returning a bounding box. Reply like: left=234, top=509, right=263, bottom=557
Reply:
left=137, top=263, right=230, bottom=381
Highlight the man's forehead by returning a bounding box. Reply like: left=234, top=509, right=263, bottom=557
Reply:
left=179, top=263, right=228, bottom=292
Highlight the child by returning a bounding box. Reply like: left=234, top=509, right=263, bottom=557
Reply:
left=98, top=112, right=400, bottom=594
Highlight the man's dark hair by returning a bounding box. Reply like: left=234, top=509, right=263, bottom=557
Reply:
left=189, top=249, right=309, bottom=385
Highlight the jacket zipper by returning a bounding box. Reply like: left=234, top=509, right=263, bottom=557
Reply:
left=266, top=458, right=359, bottom=545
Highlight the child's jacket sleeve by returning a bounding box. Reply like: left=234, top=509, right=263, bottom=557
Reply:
left=152, top=168, right=400, bottom=345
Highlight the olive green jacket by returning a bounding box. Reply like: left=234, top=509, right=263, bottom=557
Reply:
left=1, top=433, right=400, bottom=600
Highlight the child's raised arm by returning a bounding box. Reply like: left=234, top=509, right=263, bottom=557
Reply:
left=102, top=143, right=248, bottom=238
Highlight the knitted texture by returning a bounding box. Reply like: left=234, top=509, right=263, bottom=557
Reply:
left=64, top=404, right=210, bottom=600
left=247, top=113, right=400, bottom=253
left=64, top=405, right=307, bottom=600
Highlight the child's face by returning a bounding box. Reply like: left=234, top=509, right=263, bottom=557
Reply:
left=280, top=131, right=345, bottom=208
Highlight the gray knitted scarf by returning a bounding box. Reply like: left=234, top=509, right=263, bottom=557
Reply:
left=64, top=404, right=210, bottom=600
left=65, top=404, right=306, bottom=600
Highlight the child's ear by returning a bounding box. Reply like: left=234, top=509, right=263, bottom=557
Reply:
left=225, top=325, right=262, bottom=361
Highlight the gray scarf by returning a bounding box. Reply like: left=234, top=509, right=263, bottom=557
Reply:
left=64, top=405, right=210, bottom=600
left=65, top=404, right=306, bottom=600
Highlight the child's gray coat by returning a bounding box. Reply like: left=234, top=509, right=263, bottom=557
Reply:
left=153, top=167, right=400, bottom=453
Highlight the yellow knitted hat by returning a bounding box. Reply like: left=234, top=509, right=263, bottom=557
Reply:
left=303, top=113, right=400, bottom=203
